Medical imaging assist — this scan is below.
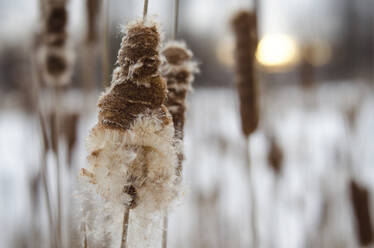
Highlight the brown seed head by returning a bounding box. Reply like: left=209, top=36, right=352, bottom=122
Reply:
left=163, top=46, right=191, bottom=65
left=98, top=75, right=167, bottom=130
left=97, top=21, right=168, bottom=131
left=117, top=23, right=160, bottom=79
left=231, top=10, right=259, bottom=136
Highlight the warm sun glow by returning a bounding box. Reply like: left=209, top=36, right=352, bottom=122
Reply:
left=256, top=34, right=299, bottom=69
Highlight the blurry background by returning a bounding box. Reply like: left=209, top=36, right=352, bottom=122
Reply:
left=0, top=0, right=374, bottom=247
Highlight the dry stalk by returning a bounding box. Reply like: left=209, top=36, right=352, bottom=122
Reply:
left=350, top=179, right=374, bottom=246
left=120, top=207, right=130, bottom=248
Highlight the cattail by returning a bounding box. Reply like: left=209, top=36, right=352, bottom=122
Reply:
left=161, top=41, right=198, bottom=173
left=350, top=179, right=374, bottom=246
left=39, top=0, right=73, bottom=87
left=232, top=10, right=260, bottom=248
left=267, top=135, right=283, bottom=175
left=162, top=41, right=197, bottom=139
left=231, top=10, right=259, bottom=136
left=81, top=18, right=179, bottom=219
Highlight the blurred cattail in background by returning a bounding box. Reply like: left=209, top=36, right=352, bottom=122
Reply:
left=350, top=179, right=374, bottom=246
left=231, top=10, right=259, bottom=137
left=231, top=8, right=260, bottom=248
left=80, top=18, right=180, bottom=247
left=267, top=135, right=284, bottom=176
left=161, top=39, right=198, bottom=248
left=39, top=0, right=73, bottom=87
left=162, top=41, right=198, bottom=172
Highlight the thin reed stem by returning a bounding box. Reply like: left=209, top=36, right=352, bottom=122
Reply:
left=52, top=86, right=63, bottom=248
left=38, top=111, right=56, bottom=248
left=162, top=215, right=168, bottom=248
left=143, top=0, right=149, bottom=21
left=120, top=207, right=130, bottom=248
left=102, top=0, right=110, bottom=89
left=82, top=222, right=88, bottom=248
left=172, top=0, right=179, bottom=40
left=246, top=138, right=258, bottom=248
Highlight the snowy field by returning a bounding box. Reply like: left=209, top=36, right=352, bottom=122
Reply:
left=1, top=82, right=374, bottom=247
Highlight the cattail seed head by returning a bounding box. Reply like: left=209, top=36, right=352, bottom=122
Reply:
left=39, top=46, right=74, bottom=86
left=161, top=41, right=198, bottom=181
left=231, top=10, right=260, bottom=136
left=82, top=19, right=180, bottom=212
left=39, top=0, right=73, bottom=87
left=117, top=22, right=161, bottom=83
left=161, top=41, right=198, bottom=140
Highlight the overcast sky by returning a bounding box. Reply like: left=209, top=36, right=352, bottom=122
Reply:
left=0, top=0, right=347, bottom=43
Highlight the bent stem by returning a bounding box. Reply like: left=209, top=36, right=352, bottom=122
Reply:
left=120, top=207, right=130, bottom=248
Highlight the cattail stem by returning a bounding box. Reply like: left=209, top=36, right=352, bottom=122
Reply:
left=82, top=221, right=88, bottom=248
left=52, top=86, right=63, bottom=248
left=246, top=139, right=258, bottom=248
left=172, top=0, right=179, bottom=40
left=162, top=215, right=168, bottom=248
left=38, top=111, right=56, bottom=248
left=120, top=207, right=130, bottom=248
left=102, top=0, right=110, bottom=88
left=143, top=0, right=149, bottom=21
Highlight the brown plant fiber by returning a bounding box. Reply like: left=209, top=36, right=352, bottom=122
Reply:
left=232, top=10, right=259, bottom=136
